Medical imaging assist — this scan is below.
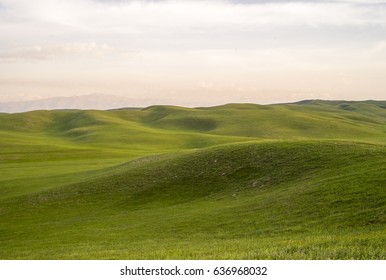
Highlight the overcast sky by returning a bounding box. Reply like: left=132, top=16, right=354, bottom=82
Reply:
left=0, top=0, right=385, bottom=106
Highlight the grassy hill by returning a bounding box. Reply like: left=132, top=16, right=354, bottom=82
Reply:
left=0, top=100, right=385, bottom=259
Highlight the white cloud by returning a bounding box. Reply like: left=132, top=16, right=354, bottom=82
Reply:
left=1, top=0, right=386, bottom=33
left=1, top=0, right=385, bottom=53
left=1, top=0, right=386, bottom=104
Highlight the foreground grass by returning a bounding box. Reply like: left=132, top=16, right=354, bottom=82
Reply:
left=1, top=232, right=384, bottom=260
left=0, top=140, right=385, bottom=259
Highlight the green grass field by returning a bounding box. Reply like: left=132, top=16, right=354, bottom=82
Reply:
left=0, top=100, right=385, bottom=259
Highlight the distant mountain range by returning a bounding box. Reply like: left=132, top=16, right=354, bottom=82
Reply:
left=2, top=94, right=386, bottom=114
left=0, top=94, right=143, bottom=113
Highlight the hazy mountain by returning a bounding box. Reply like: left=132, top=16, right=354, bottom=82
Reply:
left=0, top=94, right=143, bottom=113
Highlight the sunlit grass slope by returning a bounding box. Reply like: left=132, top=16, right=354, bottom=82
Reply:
left=0, top=100, right=385, bottom=259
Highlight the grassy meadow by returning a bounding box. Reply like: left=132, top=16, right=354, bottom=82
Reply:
left=0, top=100, right=385, bottom=259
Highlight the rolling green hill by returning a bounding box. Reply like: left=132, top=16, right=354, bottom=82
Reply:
left=0, top=100, right=385, bottom=259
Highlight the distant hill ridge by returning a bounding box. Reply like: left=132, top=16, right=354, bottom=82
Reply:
left=0, top=94, right=144, bottom=113
left=1, top=95, right=386, bottom=113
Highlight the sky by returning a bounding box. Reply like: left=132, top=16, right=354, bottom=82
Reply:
left=0, top=0, right=386, bottom=106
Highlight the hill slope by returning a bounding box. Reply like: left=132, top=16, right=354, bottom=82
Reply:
left=0, top=100, right=385, bottom=259
left=0, top=141, right=385, bottom=259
